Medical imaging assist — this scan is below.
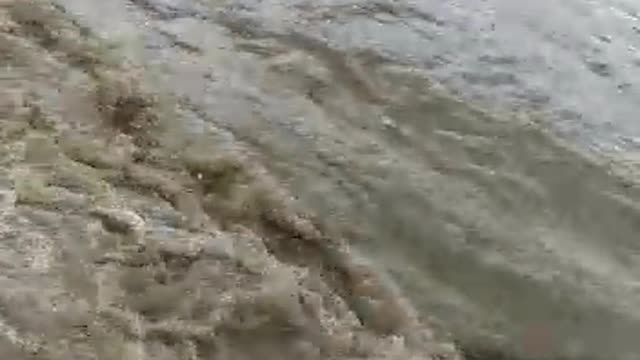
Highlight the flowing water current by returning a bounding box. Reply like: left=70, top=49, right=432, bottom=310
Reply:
left=2, top=0, right=640, bottom=359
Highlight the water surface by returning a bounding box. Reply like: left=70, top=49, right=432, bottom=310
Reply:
left=3, top=0, right=640, bottom=359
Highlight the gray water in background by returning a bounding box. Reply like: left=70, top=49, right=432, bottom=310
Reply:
left=48, top=0, right=640, bottom=358
left=294, top=0, right=640, bottom=151
left=57, top=0, right=640, bottom=151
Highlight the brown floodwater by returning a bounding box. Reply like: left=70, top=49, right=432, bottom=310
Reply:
left=2, top=0, right=640, bottom=359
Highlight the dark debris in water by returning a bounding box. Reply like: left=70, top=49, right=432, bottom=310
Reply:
left=128, top=0, right=208, bottom=21
left=157, top=29, right=203, bottom=54
left=584, top=60, right=612, bottom=77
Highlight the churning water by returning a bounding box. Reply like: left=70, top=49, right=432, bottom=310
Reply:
left=2, top=0, right=640, bottom=359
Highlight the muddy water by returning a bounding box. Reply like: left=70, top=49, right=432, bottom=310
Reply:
left=3, top=0, right=640, bottom=359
